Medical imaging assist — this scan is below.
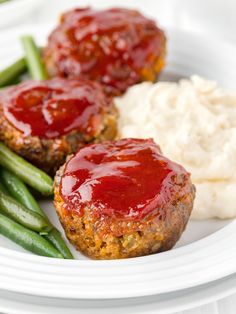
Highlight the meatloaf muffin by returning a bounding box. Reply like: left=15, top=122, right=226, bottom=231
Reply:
left=0, top=78, right=117, bottom=175
left=54, top=138, right=195, bottom=259
left=43, top=7, right=166, bottom=96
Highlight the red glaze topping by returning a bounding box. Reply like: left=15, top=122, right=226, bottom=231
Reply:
left=44, top=7, right=166, bottom=95
left=1, top=78, right=111, bottom=139
left=60, top=138, right=190, bottom=220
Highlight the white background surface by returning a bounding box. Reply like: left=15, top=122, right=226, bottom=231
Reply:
left=0, top=0, right=236, bottom=313
left=179, top=299, right=236, bottom=314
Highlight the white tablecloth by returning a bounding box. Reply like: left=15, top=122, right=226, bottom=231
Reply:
left=177, top=295, right=236, bottom=314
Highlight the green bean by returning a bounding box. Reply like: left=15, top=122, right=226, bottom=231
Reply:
left=0, top=181, right=9, bottom=195
left=0, top=213, right=63, bottom=258
left=0, top=190, right=50, bottom=233
left=0, top=58, right=26, bottom=87
left=0, top=168, right=73, bottom=258
left=0, top=168, right=42, bottom=215
left=0, top=142, right=53, bottom=196
left=21, top=36, right=47, bottom=80
left=45, top=228, right=73, bottom=259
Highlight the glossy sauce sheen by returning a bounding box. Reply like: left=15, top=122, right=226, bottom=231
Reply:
left=60, top=138, right=190, bottom=220
left=44, top=7, right=166, bottom=94
left=1, top=79, right=110, bottom=139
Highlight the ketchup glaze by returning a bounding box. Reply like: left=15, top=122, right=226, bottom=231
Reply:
left=1, top=78, right=111, bottom=139
left=60, top=138, right=190, bottom=220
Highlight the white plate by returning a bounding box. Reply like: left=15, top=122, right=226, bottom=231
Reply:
left=0, top=0, right=45, bottom=29
left=0, top=24, right=236, bottom=299
left=1, top=272, right=236, bottom=314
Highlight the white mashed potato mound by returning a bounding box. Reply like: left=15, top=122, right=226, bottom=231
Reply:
left=115, top=76, right=236, bottom=219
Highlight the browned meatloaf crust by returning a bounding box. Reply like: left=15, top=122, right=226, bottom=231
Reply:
left=0, top=79, right=117, bottom=175
left=54, top=139, right=195, bottom=259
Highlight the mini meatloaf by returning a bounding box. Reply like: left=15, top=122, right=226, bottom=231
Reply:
left=0, top=78, right=117, bottom=175
left=43, top=7, right=166, bottom=96
left=54, top=138, right=195, bottom=259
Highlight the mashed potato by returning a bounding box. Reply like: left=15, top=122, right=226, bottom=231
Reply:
left=115, top=76, right=236, bottom=219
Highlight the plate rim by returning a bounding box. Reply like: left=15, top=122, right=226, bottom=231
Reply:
left=1, top=272, right=236, bottom=314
